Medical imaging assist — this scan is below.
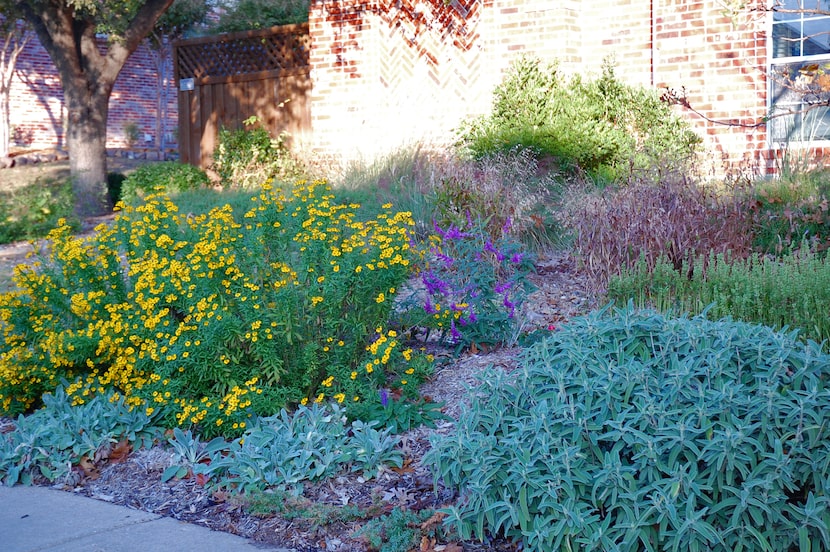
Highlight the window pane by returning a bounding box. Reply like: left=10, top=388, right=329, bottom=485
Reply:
left=773, top=0, right=802, bottom=21
left=771, top=62, right=830, bottom=141
left=801, top=0, right=830, bottom=19
left=802, top=17, right=830, bottom=55
left=773, top=21, right=803, bottom=57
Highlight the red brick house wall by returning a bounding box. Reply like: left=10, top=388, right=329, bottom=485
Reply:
left=307, top=0, right=775, bottom=174
left=7, top=1, right=803, bottom=175
left=8, top=36, right=177, bottom=153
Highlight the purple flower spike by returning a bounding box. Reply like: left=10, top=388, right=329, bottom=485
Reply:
left=502, top=217, right=513, bottom=233
left=433, top=221, right=467, bottom=241
left=423, top=271, right=450, bottom=296
left=423, top=299, right=436, bottom=314
left=450, top=319, right=461, bottom=341
left=380, top=388, right=389, bottom=407
left=495, top=281, right=512, bottom=294
left=511, top=252, right=524, bottom=264
left=503, top=296, right=516, bottom=318
left=436, top=252, right=455, bottom=267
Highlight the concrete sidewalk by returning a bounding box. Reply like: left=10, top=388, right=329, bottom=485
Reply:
left=0, top=485, right=290, bottom=552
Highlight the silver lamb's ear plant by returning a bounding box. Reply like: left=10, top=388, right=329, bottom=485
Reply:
left=198, top=404, right=402, bottom=496
left=425, top=304, right=830, bottom=551
left=0, top=388, right=161, bottom=486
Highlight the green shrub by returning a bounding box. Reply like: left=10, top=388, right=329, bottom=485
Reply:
left=426, top=305, right=830, bottom=551
left=0, top=178, right=78, bottom=244
left=0, top=180, right=428, bottom=436
left=120, top=161, right=210, bottom=205
left=212, top=116, right=306, bottom=188
left=457, top=56, right=701, bottom=182
left=607, top=250, right=830, bottom=345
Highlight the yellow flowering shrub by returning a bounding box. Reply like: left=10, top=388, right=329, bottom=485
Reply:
left=0, top=180, right=429, bottom=436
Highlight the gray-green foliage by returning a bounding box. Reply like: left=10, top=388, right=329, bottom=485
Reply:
left=425, top=305, right=830, bottom=551
left=0, top=388, right=159, bottom=485
left=200, top=404, right=403, bottom=494
left=120, top=161, right=210, bottom=205
left=457, top=56, right=701, bottom=183
left=162, top=427, right=228, bottom=483
left=607, top=250, right=830, bottom=346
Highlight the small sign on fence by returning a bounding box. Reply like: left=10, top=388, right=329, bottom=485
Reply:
left=180, top=78, right=195, bottom=91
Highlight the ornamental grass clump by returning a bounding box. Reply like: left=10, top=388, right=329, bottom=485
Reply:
left=560, top=174, right=753, bottom=292
left=426, top=305, right=830, bottom=551
left=0, top=180, right=429, bottom=436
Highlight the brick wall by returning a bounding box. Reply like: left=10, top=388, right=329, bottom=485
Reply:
left=8, top=36, right=177, bottom=152
left=8, top=1, right=780, bottom=174
left=308, top=0, right=775, bottom=174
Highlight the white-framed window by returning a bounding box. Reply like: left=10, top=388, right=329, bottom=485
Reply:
left=769, top=0, right=830, bottom=142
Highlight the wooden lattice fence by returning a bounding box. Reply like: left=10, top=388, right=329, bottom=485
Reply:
left=173, top=23, right=311, bottom=168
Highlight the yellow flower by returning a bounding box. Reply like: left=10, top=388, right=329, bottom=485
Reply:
left=375, top=292, right=385, bottom=303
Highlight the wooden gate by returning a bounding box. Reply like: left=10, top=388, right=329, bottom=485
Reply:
left=173, top=23, right=311, bottom=169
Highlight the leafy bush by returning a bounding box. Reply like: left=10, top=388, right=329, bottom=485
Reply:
left=608, top=249, right=830, bottom=345
left=0, top=178, right=78, bottom=244
left=560, top=175, right=753, bottom=291
left=209, top=0, right=310, bottom=33
left=457, top=56, right=701, bottom=182
left=397, top=217, right=536, bottom=350
left=0, top=181, right=428, bottom=436
left=119, top=161, right=210, bottom=205
left=0, top=388, right=159, bottom=485
left=212, top=116, right=306, bottom=188
left=426, top=305, right=830, bottom=551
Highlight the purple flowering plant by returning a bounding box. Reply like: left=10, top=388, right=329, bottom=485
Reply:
left=404, top=216, right=535, bottom=349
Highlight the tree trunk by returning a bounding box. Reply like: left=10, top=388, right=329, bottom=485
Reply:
left=15, top=0, right=175, bottom=218
left=65, top=87, right=111, bottom=217
left=0, top=86, right=9, bottom=159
